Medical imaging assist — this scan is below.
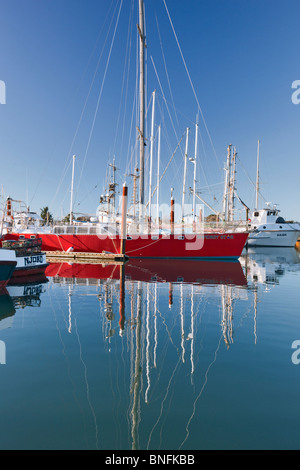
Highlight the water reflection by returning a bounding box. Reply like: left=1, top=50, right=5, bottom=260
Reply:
left=0, top=275, right=48, bottom=330
left=241, top=247, right=300, bottom=287
left=1, top=249, right=299, bottom=450
left=46, top=251, right=299, bottom=449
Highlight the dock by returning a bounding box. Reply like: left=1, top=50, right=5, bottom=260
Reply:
left=46, top=251, right=128, bottom=264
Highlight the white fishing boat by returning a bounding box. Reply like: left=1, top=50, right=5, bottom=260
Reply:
left=247, top=203, right=300, bottom=247
left=246, top=141, right=300, bottom=247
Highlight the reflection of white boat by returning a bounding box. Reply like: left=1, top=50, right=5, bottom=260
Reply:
left=7, top=281, right=47, bottom=309
left=247, top=204, right=300, bottom=247
left=0, top=288, right=15, bottom=330
left=241, top=247, right=300, bottom=285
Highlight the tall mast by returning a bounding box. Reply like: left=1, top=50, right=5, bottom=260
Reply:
left=148, top=90, right=156, bottom=221
left=222, top=144, right=231, bottom=221
left=156, top=125, right=161, bottom=225
left=138, top=0, right=146, bottom=214
left=70, top=155, right=75, bottom=225
left=229, top=146, right=237, bottom=222
left=255, top=139, right=260, bottom=209
left=192, top=123, right=198, bottom=225
left=181, top=128, right=190, bottom=223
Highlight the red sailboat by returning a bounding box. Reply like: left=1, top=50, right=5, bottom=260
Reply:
left=1, top=1, right=248, bottom=260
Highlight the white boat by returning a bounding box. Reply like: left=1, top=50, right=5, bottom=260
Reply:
left=246, top=141, right=300, bottom=247
left=247, top=203, right=300, bottom=247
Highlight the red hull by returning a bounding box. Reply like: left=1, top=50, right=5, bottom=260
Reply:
left=3, top=232, right=248, bottom=259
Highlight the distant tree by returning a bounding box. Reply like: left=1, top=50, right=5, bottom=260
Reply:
left=205, top=214, right=218, bottom=222
left=63, top=213, right=70, bottom=223
left=40, top=206, right=53, bottom=226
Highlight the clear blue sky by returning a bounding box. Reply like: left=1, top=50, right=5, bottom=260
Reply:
left=0, top=0, right=299, bottom=221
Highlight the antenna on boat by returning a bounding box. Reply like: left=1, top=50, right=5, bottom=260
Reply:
left=255, top=139, right=260, bottom=209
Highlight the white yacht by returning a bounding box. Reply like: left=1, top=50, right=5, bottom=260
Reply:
left=247, top=203, right=300, bottom=247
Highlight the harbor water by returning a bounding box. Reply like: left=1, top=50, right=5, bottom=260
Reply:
left=0, top=247, right=300, bottom=450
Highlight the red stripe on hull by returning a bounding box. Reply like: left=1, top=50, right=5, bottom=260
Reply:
left=3, top=232, right=248, bottom=259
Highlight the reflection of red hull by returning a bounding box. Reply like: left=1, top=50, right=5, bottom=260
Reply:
left=4, top=232, right=248, bottom=259
left=8, top=272, right=48, bottom=286
left=12, top=266, right=48, bottom=278
left=45, top=259, right=247, bottom=287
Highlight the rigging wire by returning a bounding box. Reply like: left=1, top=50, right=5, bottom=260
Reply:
left=49, top=1, right=120, bottom=214
left=163, top=0, right=221, bottom=171
left=76, top=0, right=124, bottom=201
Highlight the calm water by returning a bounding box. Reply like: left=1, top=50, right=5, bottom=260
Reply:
left=0, top=247, right=300, bottom=450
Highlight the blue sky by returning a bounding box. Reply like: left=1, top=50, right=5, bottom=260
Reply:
left=0, top=0, right=299, bottom=221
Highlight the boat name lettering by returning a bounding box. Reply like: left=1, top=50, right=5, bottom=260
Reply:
left=23, top=285, right=43, bottom=296
left=24, top=255, right=44, bottom=266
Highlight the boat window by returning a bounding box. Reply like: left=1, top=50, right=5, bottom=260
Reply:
left=30, top=235, right=36, bottom=239
left=66, top=226, right=76, bottom=234
left=254, top=211, right=259, bottom=217
left=178, top=236, right=185, bottom=240
left=89, top=227, right=97, bottom=234
left=54, top=226, right=64, bottom=234
left=19, top=235, right=25, bottom=239
left=263, top=226, right=266, bottom=229
left=77, top=226, right=89, bottom=234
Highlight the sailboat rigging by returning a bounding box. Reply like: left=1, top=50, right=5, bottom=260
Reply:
left=1, top=0, right=248, bottom=259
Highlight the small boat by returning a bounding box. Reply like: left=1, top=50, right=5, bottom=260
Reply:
left=247, top=203, right=300, bottom=247
left=1, top=237, right=48, bottom=279
left=0, top=249, right=17, bottom=287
